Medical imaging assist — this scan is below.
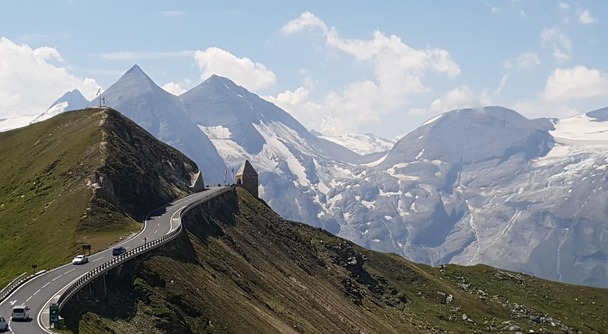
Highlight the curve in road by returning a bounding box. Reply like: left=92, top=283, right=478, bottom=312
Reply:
left=0, top=187, right=229, bottom=333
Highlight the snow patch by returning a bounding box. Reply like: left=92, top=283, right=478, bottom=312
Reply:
left=422, top=114, right=443, bottom=126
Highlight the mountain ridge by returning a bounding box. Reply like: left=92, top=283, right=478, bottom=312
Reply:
left=95, top=65, right=227, bottom=184
left=61, top=187, right=608, bottom=334
left=34, top=65, right=608, bottom=288
left=0, top=107, right=197, bottom=286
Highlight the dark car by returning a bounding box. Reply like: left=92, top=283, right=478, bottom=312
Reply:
left=112, top=246, right=127, bottom=256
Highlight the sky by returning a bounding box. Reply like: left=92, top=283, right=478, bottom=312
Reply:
left=0, top=1, right=607, bottom=139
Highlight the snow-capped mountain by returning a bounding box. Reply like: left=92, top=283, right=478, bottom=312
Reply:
left=181, top=75, right=358, bottom=232
left=41, top=66, right=608, bottom=288
left=316, top=132, right=395, bottom=156
left=42, top=89, right=90, bottom=121
left=331, top=106, right=608, bottom=287
left=96, top=65, right=227, bottom=184
left=0, top=115, right=37, bottom=132
left=0, top=89, right=90, bottom=132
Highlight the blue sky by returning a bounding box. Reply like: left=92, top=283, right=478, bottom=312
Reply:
left=0, top=1, right=607, bottom=138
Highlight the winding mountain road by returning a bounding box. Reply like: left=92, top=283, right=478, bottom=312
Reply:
left=0, top=187, right=227, bottom=333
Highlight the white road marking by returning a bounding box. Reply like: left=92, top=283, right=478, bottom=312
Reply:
left=52, top=275, right=62, bottom=281
left=9, top=300, right=16, bottom=305
left=33, top=289, right=41, bottom=295
left=42, top=282, right=50, bottom=289
left=154, top=229, right=158, bottom=234
left=92, top=257, right=103, bottom=262
left=64, top=269, right=75, bottom=274
left=26, top=296, right=32, bottom=302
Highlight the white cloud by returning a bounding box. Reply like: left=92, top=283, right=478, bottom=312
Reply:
left=551, top=46, right=571, bottom=62
left=406, top=85, right=495, bottom=122
left=578, top=9, right=598, bottom=25
left=541, top=27, right=571, bottom=50
left=504, top=52, right=540, bottom=69
left=0, top=37, right=99, bottom=118
left=544, top=65, right=608, bottom=101
left=513, top=98, right=580, bottom=120
left=512, top=65, right=608, bottom=120
left=278, top=12, right=461, bottom=135
left=517, top=52, right=540, bottom=67
left=162, top=82, right=187, bottom=96
left=559, top=2, right=571, bottom=10
left=281, top=11, right=328, bottom=35
left=494, top=74, right=509, bottom=96
left=541, top=27, right=571, bottom=62
left=430, top=86, right=486, bottom=113
left=193, top=47, right=276, bottom=91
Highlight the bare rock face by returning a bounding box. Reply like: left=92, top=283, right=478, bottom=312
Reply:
left=80, top=108, right=199, bottom=230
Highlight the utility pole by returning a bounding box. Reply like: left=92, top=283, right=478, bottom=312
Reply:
left=97, top=88, right=102, bottom=107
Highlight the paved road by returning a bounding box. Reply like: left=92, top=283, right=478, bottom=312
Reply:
left=0, top=187, right=226, bottom=333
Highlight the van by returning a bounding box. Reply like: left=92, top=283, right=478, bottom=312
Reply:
left=11, top=305, right=29, bottom=321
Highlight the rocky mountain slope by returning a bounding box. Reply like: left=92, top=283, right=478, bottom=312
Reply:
left=180, top=73, right=608, bottom=288
left=61, top=187, right=608, bottom=334
left=0, top=108, right=197, bottom=286
left=95, top=65, right=227, bottom=184
left=38, top=67, right=608, bottom=288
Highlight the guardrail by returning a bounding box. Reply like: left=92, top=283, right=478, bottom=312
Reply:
left=57, top=187, right=233, bottom=310
left=0, top=272, right=28, bottom=303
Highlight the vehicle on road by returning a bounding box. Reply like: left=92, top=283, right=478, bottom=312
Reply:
left=72, top=254, right=88, bottom=264
left=0, top=316, right=8, bottom=330
left=112, top=246, right=127, bottom=256
left=11, top=305, right=29, bottom=321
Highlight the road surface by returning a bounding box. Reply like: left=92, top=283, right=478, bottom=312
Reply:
left=0, top=187, right=226, bottom=333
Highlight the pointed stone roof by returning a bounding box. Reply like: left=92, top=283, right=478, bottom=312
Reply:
left=235, top=160, right=258, bottom=197
left=236, top=160, right=257, bottom=177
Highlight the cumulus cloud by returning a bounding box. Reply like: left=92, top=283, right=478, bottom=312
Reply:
left=194, top=47, right=276, bottom=91
left=281, top=11, right=329, bottom=35
left=578, top=9, right=598, bottom=25
left=0, top=37, right=100, bottom=118
left=278, top=12, right=461, bottom=135
left=429, top=86, right=493, bottom=113
left=162, top=82, right=187, bottom=96
left=513, top=65, right=608, bottom=120
left=543, top=65, right=608, bottom=101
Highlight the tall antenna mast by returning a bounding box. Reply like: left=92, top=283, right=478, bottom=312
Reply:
left=96, top=88, right=102, bottom=107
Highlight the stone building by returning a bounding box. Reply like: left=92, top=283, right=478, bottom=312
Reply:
left=235, top=160, right=258, bottom=197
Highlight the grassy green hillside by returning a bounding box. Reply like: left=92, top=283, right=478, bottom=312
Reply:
left=63, top=188, right=608, bottom=334
left=0, top=108, right=197, bottom=287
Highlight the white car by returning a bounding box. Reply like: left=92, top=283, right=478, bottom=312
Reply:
left=0, top=316, right=8, bottom=330
left=11, top=305, right=29, bottom=321
left=72, top=254, right=88, bottom=265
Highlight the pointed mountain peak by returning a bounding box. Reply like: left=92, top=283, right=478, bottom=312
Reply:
left=126, top=64, right=144, bottom=73
left=49, top=89, right=88, bottom=109
left=202, top=74, right=241, bottom=91
left=121, top=64, right=154, bottom=82
left=104, top=64, right=161, bottom=96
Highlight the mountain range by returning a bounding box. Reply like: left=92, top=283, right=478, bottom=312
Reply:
left=3, top=109, right=606, bottom=333
left=11, top=65, right=608, bottom=288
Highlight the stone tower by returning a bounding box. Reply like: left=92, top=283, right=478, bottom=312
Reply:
left=235, top=160, right=258, bottom=197
left=190, top=170, right=205, bottom=192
